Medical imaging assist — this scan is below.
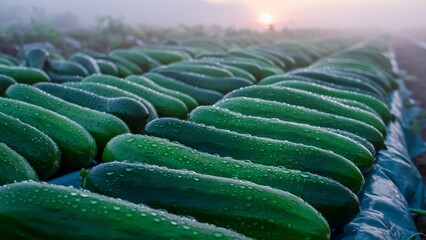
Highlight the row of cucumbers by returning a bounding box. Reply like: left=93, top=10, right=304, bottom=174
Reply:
left=78, top=44, right=396, bottom=239
left=0, top=42, right=391, bottom=239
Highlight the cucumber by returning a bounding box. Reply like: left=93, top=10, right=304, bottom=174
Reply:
left=258, top=74, right=386, bottom=101
left=145, top=118, right=364, bottom=191
left=193, top=60, right=256, bottom=83
left=25, top=48, right=49, bottom=69
left=167, top=62, right=234, bottom=78
left=69, top=53, right=100, bottom=74
left=224, top=85, right=387, bottom=136
left=47, top=59, right=88, bottom=77
left=103, top=134, right=361, bottom=227
left=83, top=75, right=188, bottom=119
left=135, top=48, right=191, bottom=64
left=105, top=55, right=143, bottom=75
left=327, top=128, right=376, bottom=157
left=0, top=65, right=50, bottom=84
left=110, top=49, right=161, bottom=71
left=0, top=143, right=38, bottom=185
left=144, top=72, right=223, bottom=105
left=215, top=97, right=384, bottom=150
left=292, top=70, right=387, bottom=98
left=0, top=112, right=60, bottom=179
left=35, top=83, right=149, bottom=133
left=63, top=81, right=158, bottom=121
left=82, top=162, right=330, bottom=240
left=152, top=68, right=252, bottom=94
left=0, top=57, right=17, bottom=66
left=125, top=75, right=198, bottom=111
left=0, top=97, right=96, bottom=168
left=189, top=106, right=374, bottom=171
left=47, top=71, right=83, bottom=83
left=0, top=181, right=249, bottom=240
left=116, top=63, right=133, bottom=77
left=96, top=59, right=118, bottom=76
left=4, top=84, right=130, bottom=150
left=0, top=74, right=16, bottom=94
left=202, top=57, right=264, bottom=81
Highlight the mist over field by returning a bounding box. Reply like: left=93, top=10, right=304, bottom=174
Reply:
left=1, top=0, right=426, bottom=31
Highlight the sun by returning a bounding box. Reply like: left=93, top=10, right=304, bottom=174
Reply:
left=259, top=12, right=273, bottom=25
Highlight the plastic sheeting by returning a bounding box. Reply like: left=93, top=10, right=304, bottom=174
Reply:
left=333, top=86, right=426, bottom=240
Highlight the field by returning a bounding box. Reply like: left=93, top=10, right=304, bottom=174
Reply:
left=0, top=18, right=425, bottom=239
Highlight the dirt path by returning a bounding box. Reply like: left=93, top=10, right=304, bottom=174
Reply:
left=392, top=35, right=426, bottom=235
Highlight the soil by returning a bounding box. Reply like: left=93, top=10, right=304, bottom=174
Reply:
left=392, top=35, right=426, bottom=236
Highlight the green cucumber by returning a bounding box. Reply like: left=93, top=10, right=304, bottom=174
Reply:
left=327, top=128, right=376, bottom=157
left=224, top=85, right=387, bottom=136
left=0, top=181, right=249, bottom=240
left=153, top=68, right=252, bottom=94
left=103, top=134, right=360, bottom=227
left=35, top=83, right=149, bottom=133
left=82, top=162, right=330, bottom=240
left=105, top=55, right=143, bottom=75
left=215, top=97, right=384, bottom=150
left=0, top=65, right=50, bottom=84
left=125, top=75, right=198, bottom=111
left=203, top=57, right=264, bottom=81
left=62, top=81, right=158, bottom=121
left=4, top=84, right=130, bottom=150
left=69, top=53, right=100, bottom=74
left=96, top=59, right=118, bottom=76
left=145, top=118, right=364, bottom=191
left=189, top=106, right=374, bottom=171
left=0, top=97, right=96, bottom=168
left=143, top=72, right=223, bottom=105
left=0, top=112, right=60, bottom=179
left=135, top=48, right=191, bottom=64
left=110, top=49, right=161, bottom=71
left=83, top=75, right=188, bottom=119
left=116, top=63, right=133, bottom=77
left=47, top=59, right=88, bottom=77
left=25, top=48, right=49, bottom=69
left=0, top=75, right=16, bottom=94
left=292, top=70, right=387, bottom=98
left=0, top=57, right=17, bottom=66
left=0, top=143, right=38, bottom=185
left=167, top=62, right=234, bottom=78
left=258, top=74, right=386, bottom=101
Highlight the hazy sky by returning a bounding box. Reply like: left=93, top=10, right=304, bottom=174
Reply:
left=1, top=0, right=426, bottom=30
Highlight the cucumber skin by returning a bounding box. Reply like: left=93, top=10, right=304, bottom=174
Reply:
left=63, top=81, right=158, bottom=122
left=223, top=85, right=387, bottom=136
left=0, top=181, right=249, bottom=240
left=35, top=83, right=149, bottom=133
left=4, top=84, right=130, bottom=150
left=103, top=133, right=360, bottom=227
left=0, top=112, right=60, bottom=179
left=83, top=74, right=188, bottom=119
left=145, top=118, right=364, bottom=192
left=0, top=97, right=96, bottom=168
left=0, top=65, right=50, bottom=84
left=215, top=97, right=385, bottom=150
left=189, top=106, right=374, bottom=171
left=83, top=162, right=330, bottom=240
left=0, top=143, right=38, bottom=185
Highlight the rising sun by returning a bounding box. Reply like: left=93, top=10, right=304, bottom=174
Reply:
left=259, top=12, right=273, bottom=25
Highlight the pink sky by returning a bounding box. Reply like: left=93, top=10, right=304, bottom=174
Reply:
left=1, top=0, right=426, bottom=30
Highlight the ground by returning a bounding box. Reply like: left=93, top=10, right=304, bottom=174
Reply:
left=392, top=35, right=426, bottom=236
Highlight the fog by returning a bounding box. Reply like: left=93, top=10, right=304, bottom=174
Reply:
left=1, top=0, right=426, bottom=30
